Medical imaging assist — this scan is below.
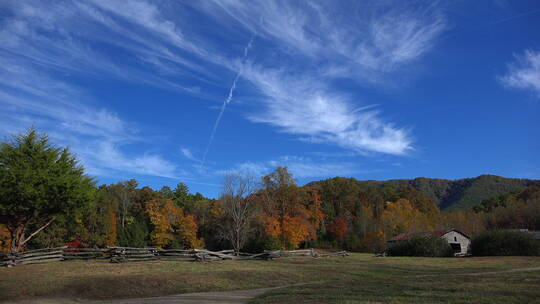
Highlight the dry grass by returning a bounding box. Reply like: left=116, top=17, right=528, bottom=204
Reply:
left=1, top=254, right=540, bottom=303
left=250, top=255, right=540, bottom=304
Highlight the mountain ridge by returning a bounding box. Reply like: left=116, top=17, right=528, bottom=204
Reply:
left=307, top=174, right=540, bottom=211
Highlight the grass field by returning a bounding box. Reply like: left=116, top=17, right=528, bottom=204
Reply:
left=1, top=254, right=540, bottom=303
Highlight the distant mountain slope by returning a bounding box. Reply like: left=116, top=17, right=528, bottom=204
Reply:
left=309, top=175, right=539, bottom=211
left=366, top=175, right=540, bottom=211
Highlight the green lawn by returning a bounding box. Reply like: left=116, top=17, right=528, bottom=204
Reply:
left=1, top=254, right=539, bottom=303
left=250, top=263, right=540, bottom=304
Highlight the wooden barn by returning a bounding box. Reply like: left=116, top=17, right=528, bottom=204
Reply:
left=387, top=228, right=471, bottom=256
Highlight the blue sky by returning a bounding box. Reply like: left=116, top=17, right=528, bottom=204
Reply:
left=1, top=0, right=539, bottom=197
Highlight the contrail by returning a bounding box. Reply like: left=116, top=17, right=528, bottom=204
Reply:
left=200, top=35, right=255, bottom=168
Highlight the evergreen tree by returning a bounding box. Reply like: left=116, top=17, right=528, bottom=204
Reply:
left=0, top=128, right=95, bottom=252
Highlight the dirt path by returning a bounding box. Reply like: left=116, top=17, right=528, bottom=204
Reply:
left=90, top=286, right=283, bottom=304
left=88, top=267, right=540, bottom=303
left=9, top=267, right=540, bottom=304
left=4, top=287, right=285, bottom=304
left=415, top=266, right=540, bottom=277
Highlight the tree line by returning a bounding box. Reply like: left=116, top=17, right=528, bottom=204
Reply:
left=1, top=129, right=538, bottom=253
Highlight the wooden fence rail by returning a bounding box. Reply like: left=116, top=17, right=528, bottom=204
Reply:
left=0, top=247, right=67, bottom=267
left=0, top=247, right=348, bottom=267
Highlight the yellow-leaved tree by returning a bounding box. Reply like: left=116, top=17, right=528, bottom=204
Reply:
left=145, top=198, right=202, bottom=249
left=381, top=198, right=437, bottom=237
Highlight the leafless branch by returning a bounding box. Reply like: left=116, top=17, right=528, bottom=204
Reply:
left=220, top=173, right=258, bottom=254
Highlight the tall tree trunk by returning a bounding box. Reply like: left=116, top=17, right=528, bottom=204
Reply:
left=9, top=218, right=55, bottom=253
left=9, top=224, right=25, bottom=253
left=280, top=199, right=286, bottom=247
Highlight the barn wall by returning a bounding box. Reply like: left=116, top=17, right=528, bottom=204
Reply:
left=442, top=231, right=470, bottom=255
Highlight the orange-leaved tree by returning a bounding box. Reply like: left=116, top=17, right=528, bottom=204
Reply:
left=328, top=217, right=349, bottom=242
left=257, top=167, right=324, bottom=249
left=145, top=198, right=202, bottom=249
left=106, top=209, right=117, bottom=246
left=0, top=224, right=10, bottom=252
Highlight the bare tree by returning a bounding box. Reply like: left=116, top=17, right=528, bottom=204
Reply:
left=111, top=179, right=138, bottom=228
left=220, top=173, right=257, bottom=254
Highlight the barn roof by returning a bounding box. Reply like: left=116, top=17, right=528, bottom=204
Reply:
left=388, top=228, right=469, bottom=242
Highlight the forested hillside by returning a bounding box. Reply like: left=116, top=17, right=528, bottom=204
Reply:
left=310, top=175, right=539, bottom=211
left=2, top=129, right=539, bottom=254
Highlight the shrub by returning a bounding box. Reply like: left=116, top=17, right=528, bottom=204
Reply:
left=471, top=230, right=540, bottom=256
left=117, top=219, right=149, bottom=248
left=242, top=235, right=281, bottom=253
left=343, top=234, right=364, bottom=252
left=307, top=238, right=338, bottom=250
left=387, top=235, right=453, bottom=257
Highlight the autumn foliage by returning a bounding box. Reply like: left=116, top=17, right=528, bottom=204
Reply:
left=106, top=210, right=117, bottom=246
left=328, top=217, right=349, bottom=242
left=0, top=224, right=10, bottom=252
left=381, top=198, right=436, bottom=237
left=255, top=168, right=324, bottom=249
left=80, top=167, right=493, bottom=253
left=7, top=128, right=527, bottom=255
left=145, top=198, right=202, bottom=249
left=7, top=152, right=535, bottom=254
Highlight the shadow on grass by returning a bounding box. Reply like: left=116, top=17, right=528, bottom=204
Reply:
left=249, top=271, right=540, bottom=304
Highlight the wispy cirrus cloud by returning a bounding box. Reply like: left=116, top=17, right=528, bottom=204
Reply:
left=500, top=49, right=540, bottom=98
left=218, top=162, right=269, bottom=177
left=269, top=156, right=358, bottom=179
left=193, top=1, right=445, bottom=155
left=0, top=0, right=222, bottom=95
left=202, top=0, right=319, bottom=56
left=181, top=147, right=200, bottom=163
left=82, top=142, right=181, bottom=179
left=242, top=64, right=413, bottom=155
left=199, top=0, right=446, bottom=77
left=0, top=0, right=216, bottom=179
left=220, top=155, right=358, bottom=179
left=0, top=0, right=448, bottom=182
left=351, top=8, right=447, bottom=73
left=0, top=58, right=180, bottom=179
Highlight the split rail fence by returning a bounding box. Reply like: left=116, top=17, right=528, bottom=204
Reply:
left=0, top=247, right=348, bottom=267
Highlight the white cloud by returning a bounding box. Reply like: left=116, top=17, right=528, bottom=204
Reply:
left=242, top=64, right=412, bottom=155
left=200, top=1, right=446, bottom=76
left=181, top=147, right=199, bottom=162
left=222, top=156, right=357, bottom=179
left=0, top=0, right=446, bottom=172
left=83, top=0, right=209, bottom=60
left=81, top=142, right=180, bottom=178
left=193, top=1, right=444, bottom=155
left=218, top=162, right=269, bottom=177
left=0, top=1, right=219, bottom=95
left=500, top=49, right=540, bottom=98
left=270, top=156, right=357, bottom=178
left=0, top=60, right=180, bottom=179
left=0, top=1, right=206, bottom=179
left=353, top=9, right=446, bottom=73
left=205, top=0, right=320, bottom=56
